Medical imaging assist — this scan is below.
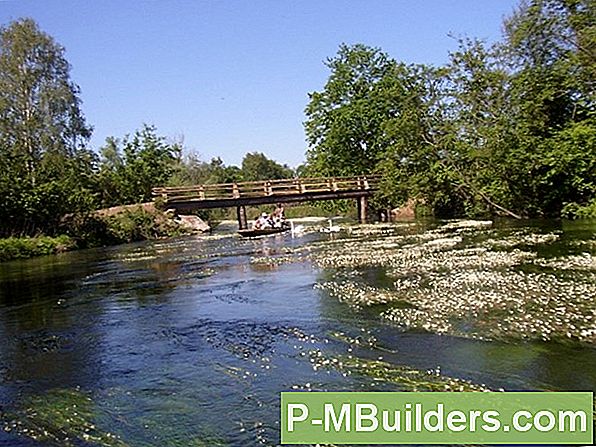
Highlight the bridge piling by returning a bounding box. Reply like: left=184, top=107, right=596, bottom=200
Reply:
left=236, top=206, right=247, bottom=230
left=357, top=196, right=368, bottom=223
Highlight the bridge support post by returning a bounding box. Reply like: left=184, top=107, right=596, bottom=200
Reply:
left=357, top=196, right=368, bottom=224
left=236, top=206, right=247, bottom=230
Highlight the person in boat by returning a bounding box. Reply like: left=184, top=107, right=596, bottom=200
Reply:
left=272, top=203, right=285, bottom=219
left=253, top=212, right=272, bottom=230
left=271, top=204, right=286, bottom=228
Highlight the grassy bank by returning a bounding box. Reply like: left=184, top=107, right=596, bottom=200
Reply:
left=0, top=235, right=76, bottom=262
left=0, top=208, right=189, bottom=263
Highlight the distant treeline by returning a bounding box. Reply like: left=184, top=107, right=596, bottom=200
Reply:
left=1, top=0, right=595, bottom=243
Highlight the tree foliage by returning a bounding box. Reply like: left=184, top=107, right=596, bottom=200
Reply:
left=304, top=0, right=595, bottom=218
left=96, top=125, right=181, bottom=207
left=0, top=18, right=95, bottom=236
left=304, top=44, right=411, bottom=177
left=241, top=151, right=293, bottom=181
left=2, top=0, right=594, bottom=244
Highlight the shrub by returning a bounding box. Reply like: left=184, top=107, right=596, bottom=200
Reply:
left=0, top=235, right=76, bottom=262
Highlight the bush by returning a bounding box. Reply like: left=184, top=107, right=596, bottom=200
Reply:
left=63, top=207, right=187, bottom=248
left=561, top=198, right=596, bottom=220
left=0, top=235, right=76, bottom=262
left=0, top=208, right=189, bottom=262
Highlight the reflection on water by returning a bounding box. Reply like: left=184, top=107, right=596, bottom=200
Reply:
left=0, top=219, right=594, bottom=446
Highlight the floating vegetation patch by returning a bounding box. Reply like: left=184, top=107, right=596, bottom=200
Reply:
left=1, top=388, right=126, bottom=446
left=315, top=281, right=406, bottom=309
left=313, top=232, right=534, bottom=274
left=440, top=220, right=493, bottom=230
left=159, top=319, right=315, bottom=363
left=308, top=350, right=490, bottom=392
left=87, top=386, right=231, bottom=447
left=346, top=223, right=415, bottom=237
left=250, top=253, right=307, bottom=267
left=19, top=330, right=73, bottom=354
left=382, top=270, right=596, bottom=343
left=247, top=245, right=314, bottom=269
left=298, top=326, right=491, bottom=392
left=311, top=221, right=596, bottom=345
left=533, top=252, right=596, bottom=271
left=385, top=248, right=535, bottom=276
left=327, top=329, right=379, bottom=349
left=173, top=267, right=216, bottom=281
left=571, top=238, right=596, bottom=250
left=481, top=232, right=560, bottom=249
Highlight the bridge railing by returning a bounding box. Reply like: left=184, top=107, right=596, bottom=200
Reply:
left=153, top=175, right=381, bottom=203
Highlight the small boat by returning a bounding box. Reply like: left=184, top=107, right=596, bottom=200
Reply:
left=238, top=224, right=290, bottom=238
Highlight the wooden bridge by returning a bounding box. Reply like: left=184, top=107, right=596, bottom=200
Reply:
left=153, top=175, right=380, bottom=229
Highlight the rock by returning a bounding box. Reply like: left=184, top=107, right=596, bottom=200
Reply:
left=175, top=214, right=210, bottom=233
left=391, top=198, right=416, bottom=219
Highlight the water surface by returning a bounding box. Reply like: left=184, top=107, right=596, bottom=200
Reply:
left=0, top=219, right=594, bottom=446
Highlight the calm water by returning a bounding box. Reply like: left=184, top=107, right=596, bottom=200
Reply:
left=0, top=219, right=594, bottom=446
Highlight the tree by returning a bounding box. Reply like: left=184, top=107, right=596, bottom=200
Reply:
left=0, top=18, right=91, bottom=181
left=97, top=125, right=181, bottom=206
left=304, top=43, right=448, bottom=212
left=439, top=39, right=524, bottom=217
left=501, top=0, right=596, bottom=216
left=305, top=44, right=401, bottom=176
left=205, top=157, right=243, bottom=184
left=241, top=151, right=293, bottom=181
left=0, top=18, right=94, bottom=235
left=304, top=1, right=595, bottom=219
left=376, top=64, right=461, bottom=215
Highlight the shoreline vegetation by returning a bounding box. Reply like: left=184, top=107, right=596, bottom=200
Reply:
left=0, top=207, right=183, bottom=262
left=0, top=235, right=76, bottom=262
left=0, top=202, right=339, bottom=262
left=1, top=1, right=594, bottom=260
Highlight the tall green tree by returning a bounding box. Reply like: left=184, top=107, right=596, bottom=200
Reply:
left=304, top=0, right=595, bottom=219
left=97, top=125, right=181, bottom=206
left=0, top=18, right=91, bottom=180
left=304, top=44, right=411, bottom=177
left=241, top=151, right=293, bottom=181
left=0, top=18, right=94, bottom=235
left=441, top=39, right=523, bottom=217
left=501, top=0, right=595, bottom=216
left=376, top=64, right=460, bottom=215
left=304, top=44, right=451, bottom=212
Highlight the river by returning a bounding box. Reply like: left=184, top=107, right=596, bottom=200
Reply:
left=0, top=218, right=594, bottom=446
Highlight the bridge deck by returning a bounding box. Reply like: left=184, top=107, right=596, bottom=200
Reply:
left=153, top=175, right=380, bottom=211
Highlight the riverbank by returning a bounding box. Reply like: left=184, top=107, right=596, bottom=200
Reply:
left=0, top=201, right=348, bottom=263
left=0, top=235, right=77, bottom=262
left=0, top=207, right=193, bottom=263
left=3, top=202, right=593, bottom=264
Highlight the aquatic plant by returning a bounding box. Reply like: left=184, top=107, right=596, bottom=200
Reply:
left=1, top=388, right=127, bottom=446
left=307, top=349, right=489, bottom=392
left=311, top=221, right=596, bottom=344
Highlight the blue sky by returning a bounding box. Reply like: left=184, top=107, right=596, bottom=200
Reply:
left=0, top=0, right=520, bottom=167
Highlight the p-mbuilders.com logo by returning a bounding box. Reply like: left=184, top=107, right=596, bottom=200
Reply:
left=281, top=391, right=593, bottom=444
